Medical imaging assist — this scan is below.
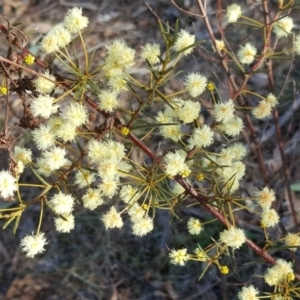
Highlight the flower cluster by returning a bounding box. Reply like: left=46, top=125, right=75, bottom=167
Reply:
left=155, top=91, right=204, bottom=142
left=164, top=151, right=191, bottom=178
left=255, top=186, right=279, bottom=229
left=252, top=93, right=278, bottom=119
left=214, top=99, right=244, bottom=137
left=40, top=7, right=88, bottom=54
left=214, top=143, right=247, bottom=193
left=264, top=259, right=294, bottom=286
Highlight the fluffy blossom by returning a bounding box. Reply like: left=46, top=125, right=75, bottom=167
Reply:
left=119, top=185, right=139, bottom=204
left=172, top=98, right=201, bottom=123
left=20, top=232, right=48, bottom=258
left=260, top=208, right=280, bottom=228
left=219, top=143, right=247, bottom=163
left=213, top=39, right=225, bottom=52
left=225, top=4, right=242, bottom=23
left=265, top=93, right=278, bottom=107
left=102, top=206, right=123, bottom=229
left=194, top=248, right=207, bottom=261
left=232, top=161, right=246, bottom=179
left=62, top=102, right=88, bottom=127
left=97, top=159, right=120, bottom=180
left=32, top=124, right=56, bottom=150
left=49, top=192, right=75, bottom=215
left=252, top=100, right=272, bottom=119
left=187, top=217, right=203, bottom=235
left=188, top=125, right=214, bottom=148
left=82, top=188, right=103, bottom=210
left=103, top=39, right=135, bottom=77
left=285, top=233, right=300, bottom=252
left=40, top=33, right=59, bottom=54
left=264, top=259, right=294, bottom=286
left=169, top=248, right=189, bottom=266
left=160, top=122, right=182, bottom=142
left=164, top=151, right=190, bottom=178
left=131, top=215, right=154, bottom=237
left=87, top=139, right=126, bottom=165
left=35, top=70, right=56, bottom=94
left=54, top=214, right=75, bottom=233
left=98, top=90, right=119, bottom=113
left=140, top=43, right=161, bottom=65
left=13, top=146, right=32, bottom=165
left=51, top=25, right=72, bottom=48
left=107, top=75, right=128, bottom=93
left=214, top=99, right=235, bottom=123
left=63, top=7, right=89, bottom=33
left=74, top=169, right=95, bottom=188
left=273, top=16, right=294, bottom=39
left=230, top=143, right=247, bottom=160
left=0, top=170, right=17, bottom=198
left=41, top=146, right=68, bottom=171
left=220, top=227, right=246, bottom=249
left=218, top=116, right=243, bottom=137
left=56, top=122, right=77, bottom=143
left=40, top=23, right=71, bottom=53
left=99, top=178, right=119, bottom=198
left=218, top=149, right=234, bottom=166
left=30, top=95, right=58, bottom=119
left=237, top=43, right=257, bottom=65
left=237, top=285, right=259, bottom=300
left=128, top=203, right=146, bottom=221
left=36, top=159, right=52, bottom=177
left=183, top=73, right=207, bottom=97
left=173, top=29, right=195, bottom=56
left=255, top=187, right=275, bottom=209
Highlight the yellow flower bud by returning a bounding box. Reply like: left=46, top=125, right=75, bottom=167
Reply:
left=121, top=127, right=130, bottom=136
left=207, top=82, right=215, bottom=91
left=0, top=86, right=7, bottom=95
left=24, top=54, right=35, bottom=65
left=287, top=272, right=295, bottom=282
left=197, top=173, right=205, bottom=181
left=220, top=265, right=229, bottom=274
